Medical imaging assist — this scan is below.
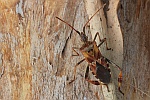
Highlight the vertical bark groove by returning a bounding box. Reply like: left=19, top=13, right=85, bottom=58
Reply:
left=118, top=0, right=150, bottom=100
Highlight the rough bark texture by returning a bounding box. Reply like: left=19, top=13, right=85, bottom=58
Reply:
left=0, top=0, right=126, bottom=100
left=118, top=0, right=150, bottom=100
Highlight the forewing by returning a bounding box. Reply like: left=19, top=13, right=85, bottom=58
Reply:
left=96, top=61, right=111, bottom=84
left=93, top=42, right=101, bottom=59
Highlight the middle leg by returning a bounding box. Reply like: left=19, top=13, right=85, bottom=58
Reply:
left=69, top=58, right=85, bottom=84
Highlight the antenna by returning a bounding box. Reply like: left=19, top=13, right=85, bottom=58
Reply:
left=83, top=4, right=106, bottom=33
left=56, top=17, right=80, bottom=35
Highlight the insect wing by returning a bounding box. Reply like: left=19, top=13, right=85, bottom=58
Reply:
left=96, top=61, right=111, bottom=84
left=93, top=42, right=101, bottom=60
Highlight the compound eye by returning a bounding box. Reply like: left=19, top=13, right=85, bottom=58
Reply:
left=91, top=48, right=93, bottom=51
left=88, top=48, right=93, bottom=53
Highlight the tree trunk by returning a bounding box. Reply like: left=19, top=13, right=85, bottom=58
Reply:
left=0, top=0, right=127, bottom=100
left=118, top=0, right=150, bottom=100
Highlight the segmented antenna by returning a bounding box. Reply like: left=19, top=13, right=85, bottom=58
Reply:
left=83, top=4, right=106, bottom=33
left=56, top=17, right=80, bottom=35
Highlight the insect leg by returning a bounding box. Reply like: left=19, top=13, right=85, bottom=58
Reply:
left=69, top=58, right=85, bottom=84
left=93, top=32, right=111, bottom=50
left=118, top=71, right=124, bottom=95
left=95, top=91, right=100, bottom=100
left=85, top=65, right=90, bottom=80
left=104, top=57, right=121, bottom=71
left=105, top=84, right=110, bottom=92
left=72, top=47, right=80, bottom=56
left=85, top=66, right=101, bottom=85
left=86, top=80, right=101, bottom=85
left=103, top=57, right=124, bottom=95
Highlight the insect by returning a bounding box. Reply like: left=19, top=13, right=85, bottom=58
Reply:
left=56, top=4, right=124, bottom=95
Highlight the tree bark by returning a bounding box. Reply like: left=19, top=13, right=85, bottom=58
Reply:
left=0, top=0, right=125, bottom=100
left=118, top=0, right=150, bottom=100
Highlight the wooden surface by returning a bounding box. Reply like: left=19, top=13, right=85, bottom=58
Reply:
left=0, top=0, right=130, bottom=100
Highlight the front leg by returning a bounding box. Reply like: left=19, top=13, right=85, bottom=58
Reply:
left=72, top=47, right=80, bottom=56
left=93, top=32, right=111, bottom=50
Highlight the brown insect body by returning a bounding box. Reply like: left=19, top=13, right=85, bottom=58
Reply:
left=56, top=4, right=124, bottom=95
left=79, top=34, right=111, bottom=85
